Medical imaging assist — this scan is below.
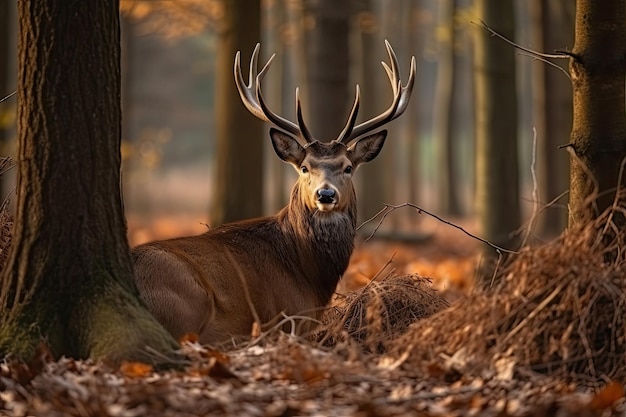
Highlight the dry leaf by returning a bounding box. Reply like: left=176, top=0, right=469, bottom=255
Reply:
left=179, top=332, right=199, bottom=345
left=588, top=381, right=624, bottom=410
left=119, top=361, right=153, bottom=378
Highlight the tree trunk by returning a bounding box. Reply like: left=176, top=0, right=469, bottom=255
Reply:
left=0, top=0, right=9, bottom=152
left=0, top=0, right=178, bottom=365
left=356, top=0, right=389, bottom=226
left=474, top=1, right=520, bottom=255
left=212, top=0, right=264, bottom=225
left=530, top=0, right=573, bottom=239
left=433, top=0, right=462, bottom=216
left=261, top=0, right=285, bottom=215
left=304, top=0, right=350, bottom=142
left=568, top=0, right=626, bottom=227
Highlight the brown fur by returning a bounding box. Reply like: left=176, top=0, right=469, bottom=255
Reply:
left=132, top=133, right=385, bottom=344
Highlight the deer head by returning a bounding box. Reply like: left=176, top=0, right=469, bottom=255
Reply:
left=234, top=41, right=416, bottom=216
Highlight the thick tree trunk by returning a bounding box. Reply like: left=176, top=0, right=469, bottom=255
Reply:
left=474, top=1, right=520, bottom=254
left=0, top=0, right=178, bottom=364
left=0, top=0, right=9, bottom=152
left=212, top=0, right=263, bottom=225
left=568, top=0, right=626, bottom=227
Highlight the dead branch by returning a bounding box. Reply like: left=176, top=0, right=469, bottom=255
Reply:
left=0, top=91, right=16, bottom=104
left=358, top=202, right=519, bottom=255
left=473, top=20, right=574, bottom=81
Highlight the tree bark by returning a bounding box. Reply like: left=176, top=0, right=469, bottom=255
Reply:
left=568, top=0, right=626, bottom=227
left=474, top=0, right=521, bottom=254
left=0, top=0, right=9, bottom=152
left=212, top=0, right=264, bottom=225
left=0, top=0, right=178, bottom=364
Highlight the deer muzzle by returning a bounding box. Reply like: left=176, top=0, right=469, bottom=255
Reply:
left=316, top=187, right=337, bottom=210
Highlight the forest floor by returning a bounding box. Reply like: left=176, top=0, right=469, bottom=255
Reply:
left=2, top=213, right=626, bottom=416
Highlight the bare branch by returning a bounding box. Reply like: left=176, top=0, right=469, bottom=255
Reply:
left=358, top=202, right=519, bottom=255
left=0, top=91, right=16, bottom=104
left=474, top=19, right=571, bottom=60
left=518, top=52, right=571, bottom=81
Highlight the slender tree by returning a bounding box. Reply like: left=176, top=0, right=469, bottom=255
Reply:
left=304, top=0, right=350, bottom=141
left=0, top=0, right=178, bottom=364
left=474, top=1, right=520, bottom=257
left=568, top=0, right=626, bottom=227
left=530, top=0, right=573, bottom=238
left=433, top=0, right=462, bottom=215
left=355, top=0, right=389, bottom=225
left=212, top=0, right=263, bottom=225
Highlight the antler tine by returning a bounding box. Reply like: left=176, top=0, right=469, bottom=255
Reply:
left=296, top=88, right=315, bottom=144
left=337, top=85, right=361, bottom=144
left=234, top=43, right=308, bottom=145
left=344, top=40, right=416, bottom=149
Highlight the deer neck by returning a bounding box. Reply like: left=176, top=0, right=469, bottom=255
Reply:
left=278, top=185, right=357, bottom=303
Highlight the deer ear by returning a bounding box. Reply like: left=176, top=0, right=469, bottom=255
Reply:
left=270, top=128, right=305, bottom=165
left=348, top=130, right=387, bottom=166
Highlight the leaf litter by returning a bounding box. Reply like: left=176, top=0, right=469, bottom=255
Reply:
left=2, top=200, right=626, bottom=415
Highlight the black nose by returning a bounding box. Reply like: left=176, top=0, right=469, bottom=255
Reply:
left=317, top=188, right=336, bottom=204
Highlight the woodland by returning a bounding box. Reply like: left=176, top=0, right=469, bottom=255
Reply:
left=1, top=0, right=626, bottom=416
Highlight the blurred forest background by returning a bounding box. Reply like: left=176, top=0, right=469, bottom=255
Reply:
left=0, top=0, right=574, bottom=251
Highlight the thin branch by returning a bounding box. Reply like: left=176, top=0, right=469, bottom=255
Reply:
left=0, top=91, right=16, bottom=104
left=368, top=251, right=396, bottom=283
left=474, top=19, right=571, bottom=60
left=518, top=52, right=571, bottom=81
left=500, top=281, right=566, bottom=345
left=521, top=127, right=540, bottom=247
left=358, top=202, right=519, bottom=255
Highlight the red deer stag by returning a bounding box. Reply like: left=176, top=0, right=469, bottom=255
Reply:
left=132, top=41, right=415, bottom=344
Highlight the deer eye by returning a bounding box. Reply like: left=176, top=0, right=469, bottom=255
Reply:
left=344, top=165, right=353, bottom=174
left=300, top=166, right=309, bottom=174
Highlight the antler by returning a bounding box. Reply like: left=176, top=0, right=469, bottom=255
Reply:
left=336, top=40, right=416, bottom=148
left=234, top=44, right=314, bottom=146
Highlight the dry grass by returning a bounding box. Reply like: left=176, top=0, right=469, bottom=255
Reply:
left=387, top=210, right=626, bottom=384
left=315, top=274, right=449, bottom=353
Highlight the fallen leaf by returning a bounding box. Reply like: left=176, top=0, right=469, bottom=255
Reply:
left=179, top=332, right=199, bottom=344
left=119, top=361, right=153, bottom=378
left=588, top=381, right=624, bottom=410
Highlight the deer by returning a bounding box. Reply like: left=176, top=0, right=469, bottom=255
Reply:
left=131, top=41, right=415, bottom=345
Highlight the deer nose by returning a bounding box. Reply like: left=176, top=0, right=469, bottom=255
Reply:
left=317, top=188, right=336, bottom=204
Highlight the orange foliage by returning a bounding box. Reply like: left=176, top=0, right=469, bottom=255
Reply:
left=120, top=0, right=223, bottom=38
left=119, top=361, right=153, bottom=378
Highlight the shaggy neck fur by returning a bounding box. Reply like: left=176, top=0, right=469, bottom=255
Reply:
left=277, top=183, right=357, bottom=305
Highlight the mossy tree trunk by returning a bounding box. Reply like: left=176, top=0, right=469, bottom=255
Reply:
left=0, top=0, right=178, bottom=365
left=568, top=0, right=626, bottom=227
left=212, top=0, right=263, bottom=225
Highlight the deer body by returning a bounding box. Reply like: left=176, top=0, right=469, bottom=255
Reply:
left=132, top=42, right=415, bottom=344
